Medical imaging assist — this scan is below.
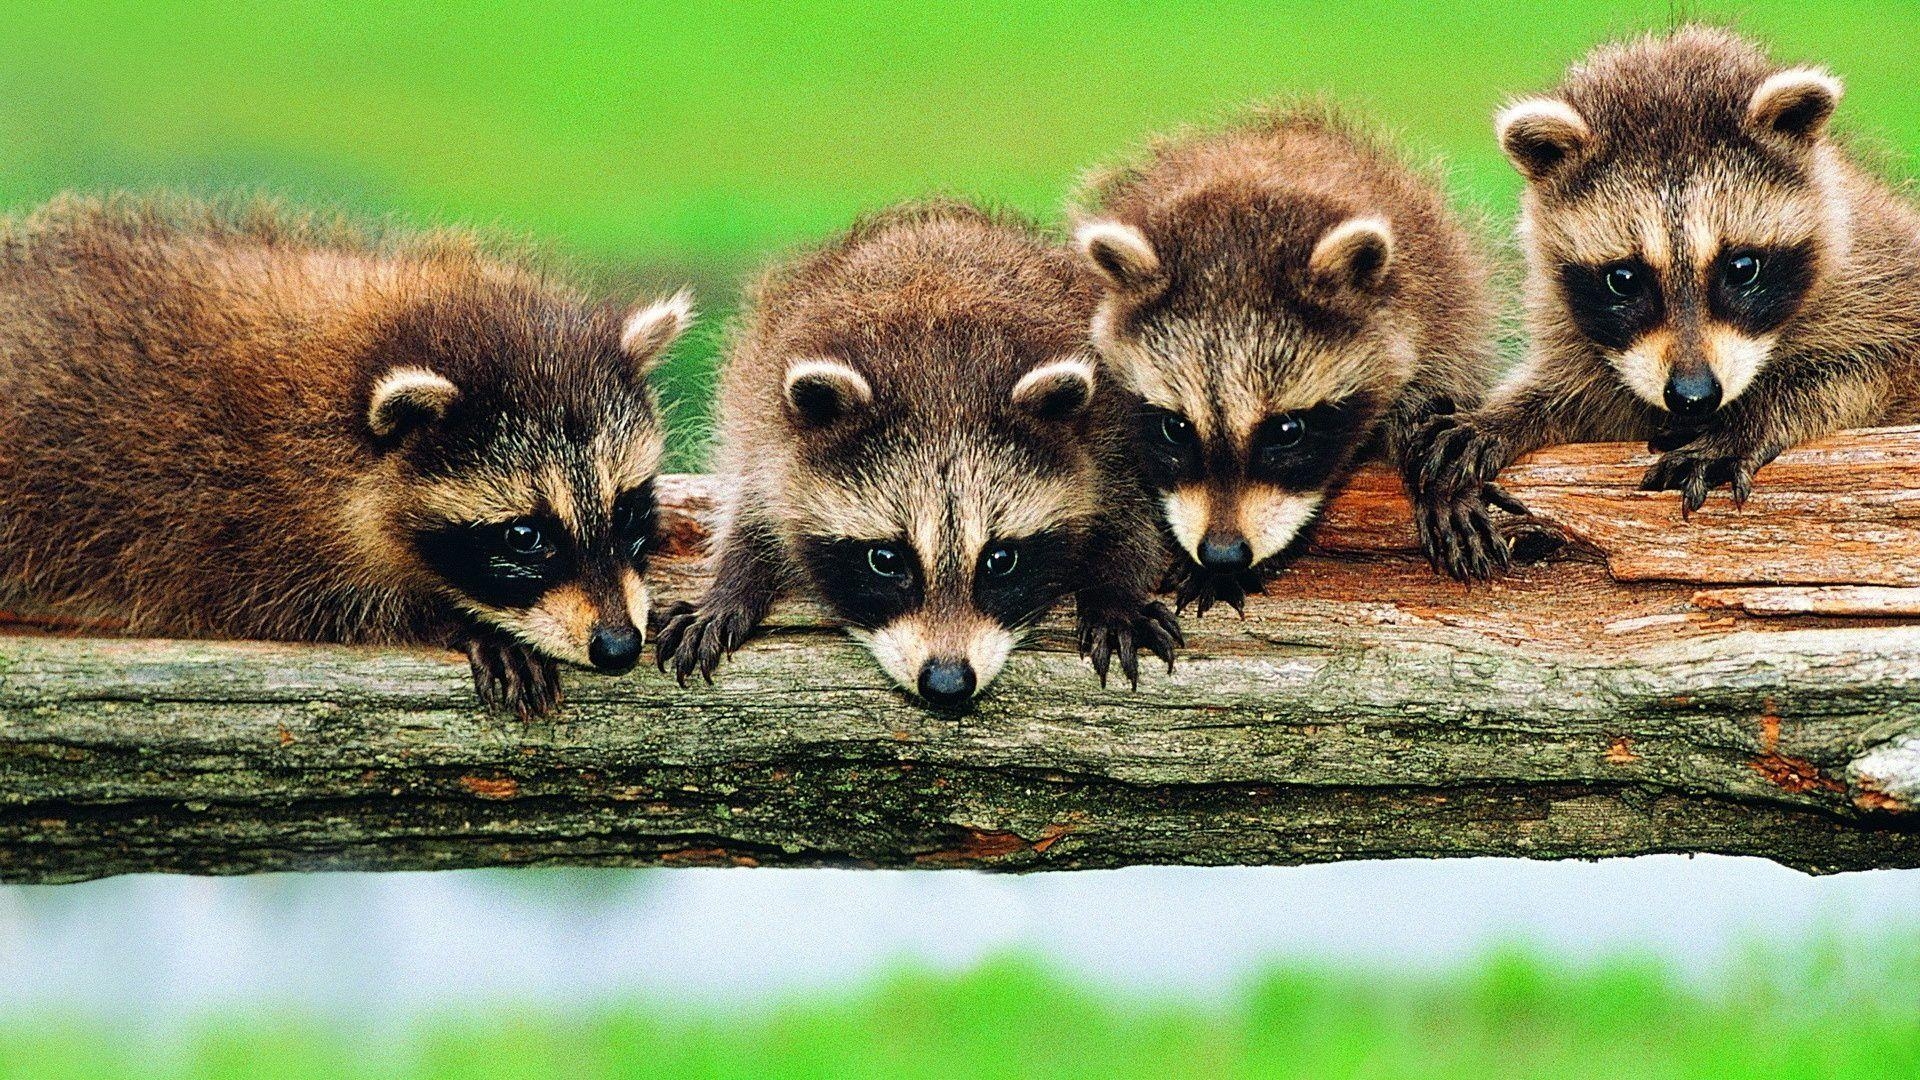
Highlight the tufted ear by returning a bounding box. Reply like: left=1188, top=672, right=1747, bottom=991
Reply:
left=1307, top=216, right=1395, bottom=298
left=619, top=288, right=695, bottom=372
left=1496, top=97, right=1591, bottom=181
left=1748, top=68, right=1842, bottom=142
left=783, top=357, right=873, bottom=428
left=1074, top=219, right=1164, bottom=293
left=368, top=367, right=459, bottom=439
left=1011, top=356, right=1096, bottom=422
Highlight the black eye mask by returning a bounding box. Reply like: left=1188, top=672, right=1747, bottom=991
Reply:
left=416, top=513, right=577, bottom=610
left=971, top=530, right=1076, bottom=629
left=800, top=537, right=924, bottom=629
left=612, top=481, right=661, bottom=571
left=1246, top=395, right=1378, bottom=492
left=1560, top=258, right=1666, bottom=352
left=1707, top=242, right=1816, bottom=336
left=1135, top=405, right=1206, bottom=487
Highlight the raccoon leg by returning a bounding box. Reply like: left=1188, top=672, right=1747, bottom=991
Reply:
left=1407, top=408, right=1527, bottom=582
left=1640, top=361, right=1890, bottom=514
left=1407, top=364, right=1640, bottom=581
left=654, top=516, right=783, bottom=686
left=1076, top=509, right=1185, bottom=687
left=461, top=630, right=563, bottom=720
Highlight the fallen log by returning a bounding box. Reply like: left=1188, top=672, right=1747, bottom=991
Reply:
left=3, top=429, right=1919, bottom=884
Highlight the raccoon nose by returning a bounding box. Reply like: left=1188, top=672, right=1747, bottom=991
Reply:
left=1198, top=535, right=1254, bottom=573
left=916, top=659, right=977, bottom=709
left=588, top=624, right=642, bottom=674
left=1664, top=370, right=1722, bottom=420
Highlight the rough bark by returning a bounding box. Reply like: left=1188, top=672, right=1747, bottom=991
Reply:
left=4, top=430, right=1920, bottom=884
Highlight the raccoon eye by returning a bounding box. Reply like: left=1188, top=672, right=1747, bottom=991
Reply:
left=1259, top=414, right=1307, bottom=452
left=982, top=547, right=1019, bottom=577
left=502, top=521, right=549, bottom=557
left=1724, top=253, right=1763, bottom=289
left=1603, top=264, right=1643, bottom=301
left=866, top=545, right=908, bottom=579
left=1159, top=414, right=1195, bottom=446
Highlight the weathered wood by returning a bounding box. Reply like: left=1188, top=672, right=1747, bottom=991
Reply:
left=4, top=429, right=1920, bottom=884
left=1314, top=424, right=1920, bottom=584
left=1693, top=586, right=1920, bottom=618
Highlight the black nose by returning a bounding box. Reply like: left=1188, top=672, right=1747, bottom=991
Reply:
left=588, top=625, right=642, bottom=674
left=1664, top=370, right=1722, bottom=420
left=916, top=659, right=977, bottom=708
left=1198, top=535, right=1254, bottom=573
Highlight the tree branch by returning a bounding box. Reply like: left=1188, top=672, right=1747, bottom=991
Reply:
left=4, top=430, right=1919, bottom=883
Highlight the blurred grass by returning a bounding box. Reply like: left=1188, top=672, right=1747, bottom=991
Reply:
left=2, top=945, right=1918, bottom=1079
left=5, top=1, right=1920, bottom=466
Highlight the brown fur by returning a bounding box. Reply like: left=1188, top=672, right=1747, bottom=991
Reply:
left=656, top=200, right=1178, bottom=704
left=1071, top=104, right=1499, bottom=610
left=1416, top=26, right=1920, bottom=578
left=0, top=195, right=683, bottom=715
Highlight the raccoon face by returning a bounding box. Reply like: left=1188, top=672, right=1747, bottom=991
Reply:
left=1500, top=68, right=1844, bottom=423
left=363, top=290, right=690, bottom=673
left=1078, top=216, right=1399, bottom=573
left=780, top=356, right=1100, bottom=709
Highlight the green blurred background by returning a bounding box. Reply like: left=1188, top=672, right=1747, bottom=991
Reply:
left=3, top=2, right=1920, bottom=1075
left=5, top=0, right=1918, bottom=467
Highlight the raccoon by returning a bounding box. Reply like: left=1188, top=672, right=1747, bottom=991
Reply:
left=654, top=201, right=1180, bottom=708
left=1416, top=26, right=1920, bottom=579
left=1071, top=105, right=1499, bottom=611
left=0, top=196, right=692, bottom=718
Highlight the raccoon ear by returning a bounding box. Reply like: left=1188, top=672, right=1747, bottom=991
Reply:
left=1012, top=356, right=1096, bottom=422
left=1074, top=220, right=1164, bottom=293
left=1308, top=216, right=1395, bottom=297
left=1748, top=68, right=1843, bottom=141
left=783, top=358, right=872, bottom=428
left=619, top=288, right=695, bottom=372
left=368, top=367, right=459, bottom=439
left=1496, top=98, right=1591, bottom=181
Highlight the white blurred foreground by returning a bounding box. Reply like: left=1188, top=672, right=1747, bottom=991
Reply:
left=1, top=857, right=1916, bottom=1017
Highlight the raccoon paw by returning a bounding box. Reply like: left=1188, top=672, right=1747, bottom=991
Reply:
left=1409, top=414, right=1529, bottom=582
left=464, top=635, right=563, bottom=720
left=1640, top=441, right=1777, bottom=514
left=1166, top=561, right=1266, bottom=618
left=1077, top=598, right=1184, bottom=690
left=1415, top=481, right=1528, bottom=584
left=1409, top=413, right=1512, bottom=498
left=653, top=600, right=758, bottom=686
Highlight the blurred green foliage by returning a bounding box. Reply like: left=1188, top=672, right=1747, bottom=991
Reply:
left=2, top=944, right=1918, bottom=1079
left=4, top=1, right=1919, bottom=465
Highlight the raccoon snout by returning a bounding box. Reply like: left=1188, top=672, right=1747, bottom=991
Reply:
left=1664, top=369, right=1723, bottom=420
left=1198, top=534, right=1254, bottom=573
left=916, top=658, right=977, bottom=709
left=588, top=623, right=643, bottom=674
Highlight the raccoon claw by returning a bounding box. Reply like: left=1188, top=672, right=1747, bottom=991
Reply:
left=1484, top=481, right=1529, bottom=517
left=1416, top=483, right=1521, bottom=584
left=653, top=599, right=757, bottom=686
left=1409, top=413, right=1510, bottom=498
left=1641, top=444, right=1772, bottom=515
left=1410, top=413, right=1528, bottom=583
left=1078, top=599, right=1184, bottom=689
left=1168, top=562, right=1264, bottom=618
left=464, top=635, right=563, bottom=720
left=1138, top=601, right=1183, bottom=672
